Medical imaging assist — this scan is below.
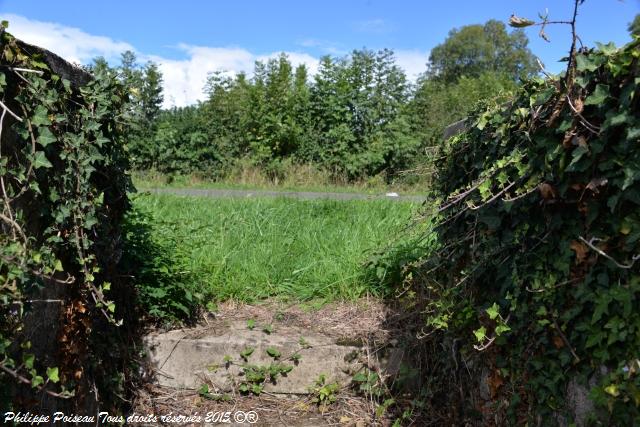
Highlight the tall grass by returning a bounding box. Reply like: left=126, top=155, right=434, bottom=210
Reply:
left=132, top=159, right=430, bottom=195
left=133, top=193, right=418, bottom=303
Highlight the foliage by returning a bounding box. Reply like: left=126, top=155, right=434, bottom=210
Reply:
left=393, top=38, right=640, bottom=423
left=426, top=19, right=537, bottom=84
left=130, top=49, right=424, bottom=182
left=408, top=71, right=517, bottom=146
left=119, top=200, right=200, bottom=322
left=630, top=14, right=640, bottom=37
left=0, top=25, right=132, bottom=407
left=93, top=51, right=164, bottom=171
left=310, top=374, right=340, bottom=406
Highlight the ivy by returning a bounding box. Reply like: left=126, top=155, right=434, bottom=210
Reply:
left=400, top=38, right=640, bottom=423
left=0, top=25, right=131, bottom=404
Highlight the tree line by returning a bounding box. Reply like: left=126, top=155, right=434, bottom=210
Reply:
left=95, top=20, right=542, bottom=182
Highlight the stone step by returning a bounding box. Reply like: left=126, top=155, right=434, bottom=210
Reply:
left=143, top=320, right=365, bottom=394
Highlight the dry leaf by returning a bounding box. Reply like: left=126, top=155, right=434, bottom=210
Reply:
left=570, top=240, right=588, bottom=264
left=538, top=183, right=557, bottom=200
left=553, top=335, right=565, bottom=349
left=488, top=370, right=504, bottom=398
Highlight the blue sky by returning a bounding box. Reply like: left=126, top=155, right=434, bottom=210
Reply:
left=1, top=0, right=638, bottom=107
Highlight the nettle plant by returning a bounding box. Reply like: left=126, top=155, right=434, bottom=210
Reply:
left=407, top=36, right=639, bottom=422
left=0, top=23, right=131, bottom=402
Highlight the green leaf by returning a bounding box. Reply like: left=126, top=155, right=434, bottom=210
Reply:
left=567, top=145, right=589, bottom=171
left=266, top=347, right=281, bottom=359
left=474, top=326, right=487, bottom=343
left=33, top=151, right=52, bottom=169
left=246, top=319, right=255, bottom=330
left=584, top=84, right=609, bottom=106
left=31, top=106, right=50, bottom=127
left=595, top=41, right=617, bottom=56
left=240, top=347, right=254, bottom=359
left=24, top=354, right=35, bottom=370
left=31, top=375, right=44, bottom=388
left=495, top=324, right=511, bottom=335
left=352, top=372, right=368, bottom=382
left=46, top=367, right=59, bottom=383
left=576, top=54, right=599, bottom=72
left=37, top=127, right=56, bottom=147
left=198, top=384, right=209, bottom=396
left=486, top=303, right=500, bottom=320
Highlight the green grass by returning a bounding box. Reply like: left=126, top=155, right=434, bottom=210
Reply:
left=133, top=193, right=418, bottom=303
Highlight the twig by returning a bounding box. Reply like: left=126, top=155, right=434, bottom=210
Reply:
left=565, top=95, right=600, bottom=135
left=473, top=336, right=496, bottom=352
left=552, top=317, right=580, bottom=363
left=0, top=363, right=71, bottom=399
left=502, top=185, right=538, bottom=202
left=579, top=236, right=640, bottom=269
left=0, top=99, right=23, bottom=122
left=565, top=0, right=581, bottom=85
left=468, top=180, right=518, bottom=210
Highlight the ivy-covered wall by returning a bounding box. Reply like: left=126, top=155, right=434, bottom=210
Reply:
left=0, top=26, right=134, bottom=414
left=399, top=39, right=639, bottom=424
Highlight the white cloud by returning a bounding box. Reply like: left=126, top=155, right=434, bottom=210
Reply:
left=395, top=49, right=429, bottom=81
left=1, top=14, right=427, bottom=108
left=1, top=13, right=133, bottom=64
left=155, top=45, right=319, bottom=108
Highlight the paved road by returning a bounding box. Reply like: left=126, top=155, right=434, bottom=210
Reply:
left=143, top=187, right=426, bottom=202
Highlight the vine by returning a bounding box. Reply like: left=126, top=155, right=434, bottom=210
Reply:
left=0, top=22, right=131, bottom=408
left=404, top=34, right=640, bottom=423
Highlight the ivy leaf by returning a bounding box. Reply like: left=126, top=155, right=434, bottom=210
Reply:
left=584, top=84, right=609, bottom=106
left=486, top=303, right=500, bottom=320
left=24, top=354, right=35, bottom=370
left=31, top=106, right=51, bottom=127
left=31, top=375, right=44, bottom=388
left=604, top=384, right=620, bottom=397
left=33, top=151, right=52, bottom=169
left=37, top=127, right=56, bottom=147
left=46, top=367, right=60, bottom=383
left=622, top=166, right=639, bottom=191
left=495, top=324, right=511, bottom=335
left=474, top=326, right=487, bottom=343
left=576, top=54, right=599, bottom=72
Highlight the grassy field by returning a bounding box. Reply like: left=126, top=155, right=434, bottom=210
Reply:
left=133, top=193, right=419, bottom=303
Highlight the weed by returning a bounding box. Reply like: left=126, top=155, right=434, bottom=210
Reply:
left=132, top=194, right=417, bottom=302
left=309, top=374, right=340, bottom=406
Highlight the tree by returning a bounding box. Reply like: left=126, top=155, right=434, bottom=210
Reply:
left=427, top=19, right=537, bottom=83
left=629, top=14, right=640, bottom=36
left=116, top=51, right=165, bottom=169
left=140, top=61, right=164, bottom=129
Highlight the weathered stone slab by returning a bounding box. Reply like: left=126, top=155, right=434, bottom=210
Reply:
left=143, top=321, right=363, bottom=394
